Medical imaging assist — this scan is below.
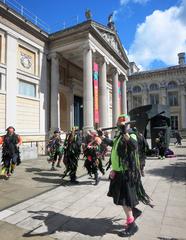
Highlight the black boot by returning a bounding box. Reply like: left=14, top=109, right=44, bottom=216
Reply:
left=118, top=221, right=138, bottom=237
left=132, top=207, right=142, bottom=220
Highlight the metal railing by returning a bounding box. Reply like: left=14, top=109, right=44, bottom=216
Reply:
left=0, top=0, right=50, bottom=32
left=0, top=0, right=80, bottom=33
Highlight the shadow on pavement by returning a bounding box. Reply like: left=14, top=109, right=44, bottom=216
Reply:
left=32, top=177, right=61, bottom=185
left=35, top=172, right=62, bottom=177
left=25, top=168, right=43, bottom=173
left=23, top=210, right=122, bottom=237
left=147, top=161, right=186, bottom=183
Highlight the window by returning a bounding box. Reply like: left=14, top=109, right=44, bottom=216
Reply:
left=168, top=92, right=178, bottom=106
left=150, top=94, right=159, bottom=104
left=168, top=81, right=177, bottom=89
left=149, top=83, right=159, bottom=91
left=19, top=80, right=36, bottom=98
left=171, top=116, right=178, bottom=130
left=133, top=95, right=142, bottom=108
left=133, top=85, right=141, bottom=93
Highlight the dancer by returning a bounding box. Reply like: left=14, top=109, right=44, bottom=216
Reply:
left=47, top=129, right=64, bottom=170
left=62, top=127, right=81, bottom=183
left=0, top=126, right=22, bottom=179
left=84, top=136, right=105, bottom=185
left=133, top=127, right=149, bottom=177
left=102, top=114, right=152, bottom=237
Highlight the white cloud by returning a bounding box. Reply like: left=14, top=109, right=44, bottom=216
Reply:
left=128, top=0, right=186, bottom=69
left=120, top=0, right=149, bottom=6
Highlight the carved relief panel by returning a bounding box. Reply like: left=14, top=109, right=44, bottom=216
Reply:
left=18, top=45, right=37, bottom=75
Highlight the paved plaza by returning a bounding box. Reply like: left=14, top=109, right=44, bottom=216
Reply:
left=0, top=143, right=186, bottom=240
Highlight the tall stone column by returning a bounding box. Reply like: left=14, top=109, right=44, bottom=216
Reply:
left=143, top=87, right=149, bottom=105
left=50, top=53, right=60, bottom=131
left=160, top=84, right=167, bottom=105
left=120, top=77, right=127, bottom=114
left=181, top=87, right=186, bottom=129
left=112, top=69, right=119, bottom=126
left=99, top=57, right=108, bottom=128
left=39, top=51, right=48, bottom=134
left=83, top=46, right=94, bottom=130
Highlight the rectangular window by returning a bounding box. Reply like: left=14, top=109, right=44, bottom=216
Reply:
left=133, top=95, right=142, bottom=108
left=19, top=80, right=36, bottom=98
left=168, top=92, right=178, bottom=106
left=150, top=94, right=159, bottom=105
left=171, top=116, right=178, bottom=130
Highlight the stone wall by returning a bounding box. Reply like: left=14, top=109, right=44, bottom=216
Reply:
left=0, top=93, right=5, bottom=130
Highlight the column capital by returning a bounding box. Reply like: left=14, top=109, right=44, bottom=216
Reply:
left=96, top=55, right=109, bottom=65
left=111, top=67, right=120, bottom=76
left=83, top=41, right=96, bottom=53
left=47, top=52, right=61, bottom=61
left=119, top=73, right=127, bottom=82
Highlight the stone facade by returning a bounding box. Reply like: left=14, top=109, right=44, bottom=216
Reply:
left=127, top=55, right=186, bottom=135
left=0, top=1, right=129, bottom=146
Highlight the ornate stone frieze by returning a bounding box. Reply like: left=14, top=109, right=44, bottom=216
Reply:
left=101, top=32, right=122, bottom=56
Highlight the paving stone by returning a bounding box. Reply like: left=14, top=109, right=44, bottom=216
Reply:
left=4, top=210, right=33, bottom=225
left=160, top=224, right=186, bottom=239
left=165, top=206, right=186, bottom=220
left=162, top=216, right=186, bottom=228
left=0, top=209, right=15, bottom=220
left=52, top=230, right=77, bottom=240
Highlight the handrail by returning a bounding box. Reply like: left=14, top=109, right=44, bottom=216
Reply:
left=0, top=0, right=50, bottom=32
left=0, top=0, right=80, bottom=33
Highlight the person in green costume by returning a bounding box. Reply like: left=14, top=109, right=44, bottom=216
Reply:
left=102, top=114, right=152, bottom=237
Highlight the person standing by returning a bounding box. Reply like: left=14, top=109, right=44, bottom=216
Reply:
left=102, top=114, right=152, bottom=237
left=133, top=127, right=149, bottom=177
left=0, top=126, right=22, bottom=178
left=173, top=130, right=182, bottom=146
left=157, top=131, right=166, bottom=159
left=62, top=127, right=81, bottom=184
left=46, top=129, right=64, bottom=170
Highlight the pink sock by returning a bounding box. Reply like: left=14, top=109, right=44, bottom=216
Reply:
left=127, top=216, right=134, bottom=224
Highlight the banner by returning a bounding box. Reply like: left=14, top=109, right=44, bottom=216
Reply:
left=93, top=63, right=99, bottom=123
left=118, top=81, right=121, bottom=113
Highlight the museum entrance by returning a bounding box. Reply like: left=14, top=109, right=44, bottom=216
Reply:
left=74, top=95, right=83, bottom=130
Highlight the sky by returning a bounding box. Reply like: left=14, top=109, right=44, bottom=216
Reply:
left=12, top=0, right=186, bottom=70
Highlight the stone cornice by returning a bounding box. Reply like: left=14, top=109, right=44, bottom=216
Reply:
left=129, top=65, right=186, bottom=80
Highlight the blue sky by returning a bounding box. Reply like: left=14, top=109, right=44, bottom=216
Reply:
left=13, top=0, right=186, bottom=70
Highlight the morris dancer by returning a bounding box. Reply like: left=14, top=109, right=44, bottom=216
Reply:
left=62, top=127, right=81, bottom=184
left=84, top=136, right=105, bottom=185
left=47, top=129, right=64, bottom=170
left=102, top=114, right=152, bottom=237
left=0, top=126, right=22, bottom=179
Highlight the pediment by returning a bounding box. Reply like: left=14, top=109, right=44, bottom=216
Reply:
left=91, top=22, right=129, bottom=64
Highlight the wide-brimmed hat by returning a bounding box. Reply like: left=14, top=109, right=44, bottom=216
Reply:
left=6, top=126, right=15, bottom=131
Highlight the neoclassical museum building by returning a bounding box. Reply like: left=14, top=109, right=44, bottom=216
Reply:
left=127, top=53, right=186, bottom=135
left=0, top=1, right=128, bottom=142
